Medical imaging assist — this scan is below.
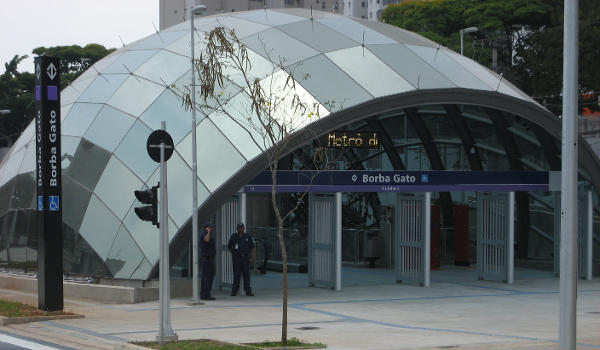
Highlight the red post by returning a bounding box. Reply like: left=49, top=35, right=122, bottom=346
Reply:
left=454, top=205, right=470, bottom=266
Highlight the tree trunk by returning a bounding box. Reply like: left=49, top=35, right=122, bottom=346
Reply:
left=278, top=218, right=288, bottom=346
left=271, top=165, right=288, bottom=346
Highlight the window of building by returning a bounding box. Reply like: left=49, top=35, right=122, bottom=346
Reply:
left=322, top=1, right=326, bottom=8
left=361, top=1, right=365, bottom=7
left=369, top=12, right=372, bottom=18
left=361, top=15, right=365, bottom=18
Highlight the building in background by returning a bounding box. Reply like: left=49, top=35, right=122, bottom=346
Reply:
left=160, top=0, right=287, bottom=29
left=159, top=0, right=402, bottom=28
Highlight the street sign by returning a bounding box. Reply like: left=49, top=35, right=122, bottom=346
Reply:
left=244, top=170, right=551, bottom=193
left=34, top=55, right=63, bottom=311
left=147, top=130, right=174, bottom=163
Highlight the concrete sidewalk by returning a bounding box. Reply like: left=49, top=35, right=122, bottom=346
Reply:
left=0, top=277, right=598, bottom=350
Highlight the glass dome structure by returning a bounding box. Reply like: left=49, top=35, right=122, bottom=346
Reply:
left=0, top=8, right=598, bottom=280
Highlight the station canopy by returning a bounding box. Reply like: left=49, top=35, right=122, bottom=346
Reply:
left=0, top=9, right=598, bottom=280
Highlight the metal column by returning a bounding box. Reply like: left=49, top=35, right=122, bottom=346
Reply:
left=395, top=193, right=429, bottom=286
left=579, top=191, right=593, bottom=281
left=240, top=192, right=247, bottom=227
left=585, top=191, right=593, bottom=281
left=508, top=192, right=515, bottom=285
left=424, top=192, right=431, bottom=287
left=553, top=190, right=593, bottom=280
left=157, top=121, right=176, bottom=343
left=559, top=0, right=579, bottom=347
left=335, top=192, right=342, bottom=291
left=215, top=195, right=240, bottom=289
left=308, top=193, right=338, bottom=289
left=477, top=192, right=513, bottom=283
left=554, top=192, right=561, bottom=277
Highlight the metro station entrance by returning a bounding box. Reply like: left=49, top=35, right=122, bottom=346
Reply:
left=210, top=170, right=594, bottom=292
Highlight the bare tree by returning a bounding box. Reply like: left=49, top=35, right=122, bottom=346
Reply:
left=177, top=25, right=338, bottom=345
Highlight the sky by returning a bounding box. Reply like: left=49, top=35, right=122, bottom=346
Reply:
left=1, top=0, right=159, bottom=74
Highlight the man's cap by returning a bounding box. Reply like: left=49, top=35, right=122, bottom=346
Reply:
left=236, top=222, right=245, bottom=228
left=203, top=222, right=214, bottom=228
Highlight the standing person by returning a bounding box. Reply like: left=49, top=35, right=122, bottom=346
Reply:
left=227, top=223, right=255, bottom=296
left=200, top=222, right=216, bottom=300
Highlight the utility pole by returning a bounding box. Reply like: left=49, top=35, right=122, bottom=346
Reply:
left=559, top=0, right=579, bottom=348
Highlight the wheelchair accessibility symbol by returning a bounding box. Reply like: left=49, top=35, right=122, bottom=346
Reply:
left=48, top=196, right=60, bottom=211
left=38, top=196, right=44, bottom=211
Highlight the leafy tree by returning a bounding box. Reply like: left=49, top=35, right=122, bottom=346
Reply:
left=32, top=44, right=116, bottom=88
left=0, top=44, right=115, bottom=145
left=382, top=0, right=600, bottom=102
left=0, top=55, right=35, bottom=146
left=178, top=26, right=342, bottom=345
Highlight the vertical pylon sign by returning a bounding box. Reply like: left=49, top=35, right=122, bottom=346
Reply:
left=35, top=56, right=63, bottom=311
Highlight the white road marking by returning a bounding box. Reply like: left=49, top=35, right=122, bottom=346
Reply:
left=0, top=334, right=62, bottom=350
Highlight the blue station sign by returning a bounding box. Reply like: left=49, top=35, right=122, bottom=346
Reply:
left=244, top=170, right=550, bottom=193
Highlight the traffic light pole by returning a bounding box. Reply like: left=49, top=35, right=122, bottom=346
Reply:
left=157, top=121, right=177, bottom=344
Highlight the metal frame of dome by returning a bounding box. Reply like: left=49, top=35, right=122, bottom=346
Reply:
left=0, top=8, right=598, bottom=280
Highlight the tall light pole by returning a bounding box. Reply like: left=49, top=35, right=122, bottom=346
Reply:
left=559, top=0, right=579, bottom=348
left=190, top=4, right=207, bottom=305
left=460, top=27, right=478, bottom=56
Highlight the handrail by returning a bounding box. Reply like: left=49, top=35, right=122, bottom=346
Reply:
left=529, top=224, right=554, bottom=243
left=528, top=192, right=554, bottom=209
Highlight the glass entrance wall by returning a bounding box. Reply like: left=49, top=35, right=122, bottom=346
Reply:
left=238, top=104, right=597, bottom=268
left=0, top=8, right=598, bottom=280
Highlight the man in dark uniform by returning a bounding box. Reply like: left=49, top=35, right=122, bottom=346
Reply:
left=200, top=222, right=216, bottom=300
left=227, top=223, right=255, bottom=296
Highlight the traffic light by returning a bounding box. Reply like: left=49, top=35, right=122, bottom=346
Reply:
left=134, top=184, right=159, bottom=227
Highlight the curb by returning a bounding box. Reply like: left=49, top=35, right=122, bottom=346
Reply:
left=0, top=314, right=84, bottom=326
left=243, top=344, right=325, bottom=350
left=257, top=347, right=325, bottom=350
left=115, top=343, right=154, bottom=350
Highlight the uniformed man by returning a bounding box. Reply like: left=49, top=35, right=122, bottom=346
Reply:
left=200, top=222, right=216, bottom=300
left=227, top=223, right=255, bottom=296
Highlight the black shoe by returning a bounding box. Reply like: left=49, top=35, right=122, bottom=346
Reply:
left=201, top=296, right=216, bottom=301
left=246, top=292, right=254, bottom=296
left=230, top=291, right=237, bottom=296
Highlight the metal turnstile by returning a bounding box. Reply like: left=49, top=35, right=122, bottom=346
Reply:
left=477, top=192, right=514, bottom=284
left=308, top=193, right=338, bottom=289
left=216, top=195, right=241, bottom=289
left=554, top=190, right=593, bottom=280
left=395, top=193, right=431, bottom=286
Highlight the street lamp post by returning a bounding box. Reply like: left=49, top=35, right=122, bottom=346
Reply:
left=559, top=0, right=579, bottom=348
left=460, top=27, right=478, bottom=56
left=190, top=4, right=207, bottom=305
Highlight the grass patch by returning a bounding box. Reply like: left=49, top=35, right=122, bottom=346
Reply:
left=0, top=299, right=71, bottom=318
left=252, top=338, right=326, bottom=348
left=133, top=339, right=258, bottom=350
